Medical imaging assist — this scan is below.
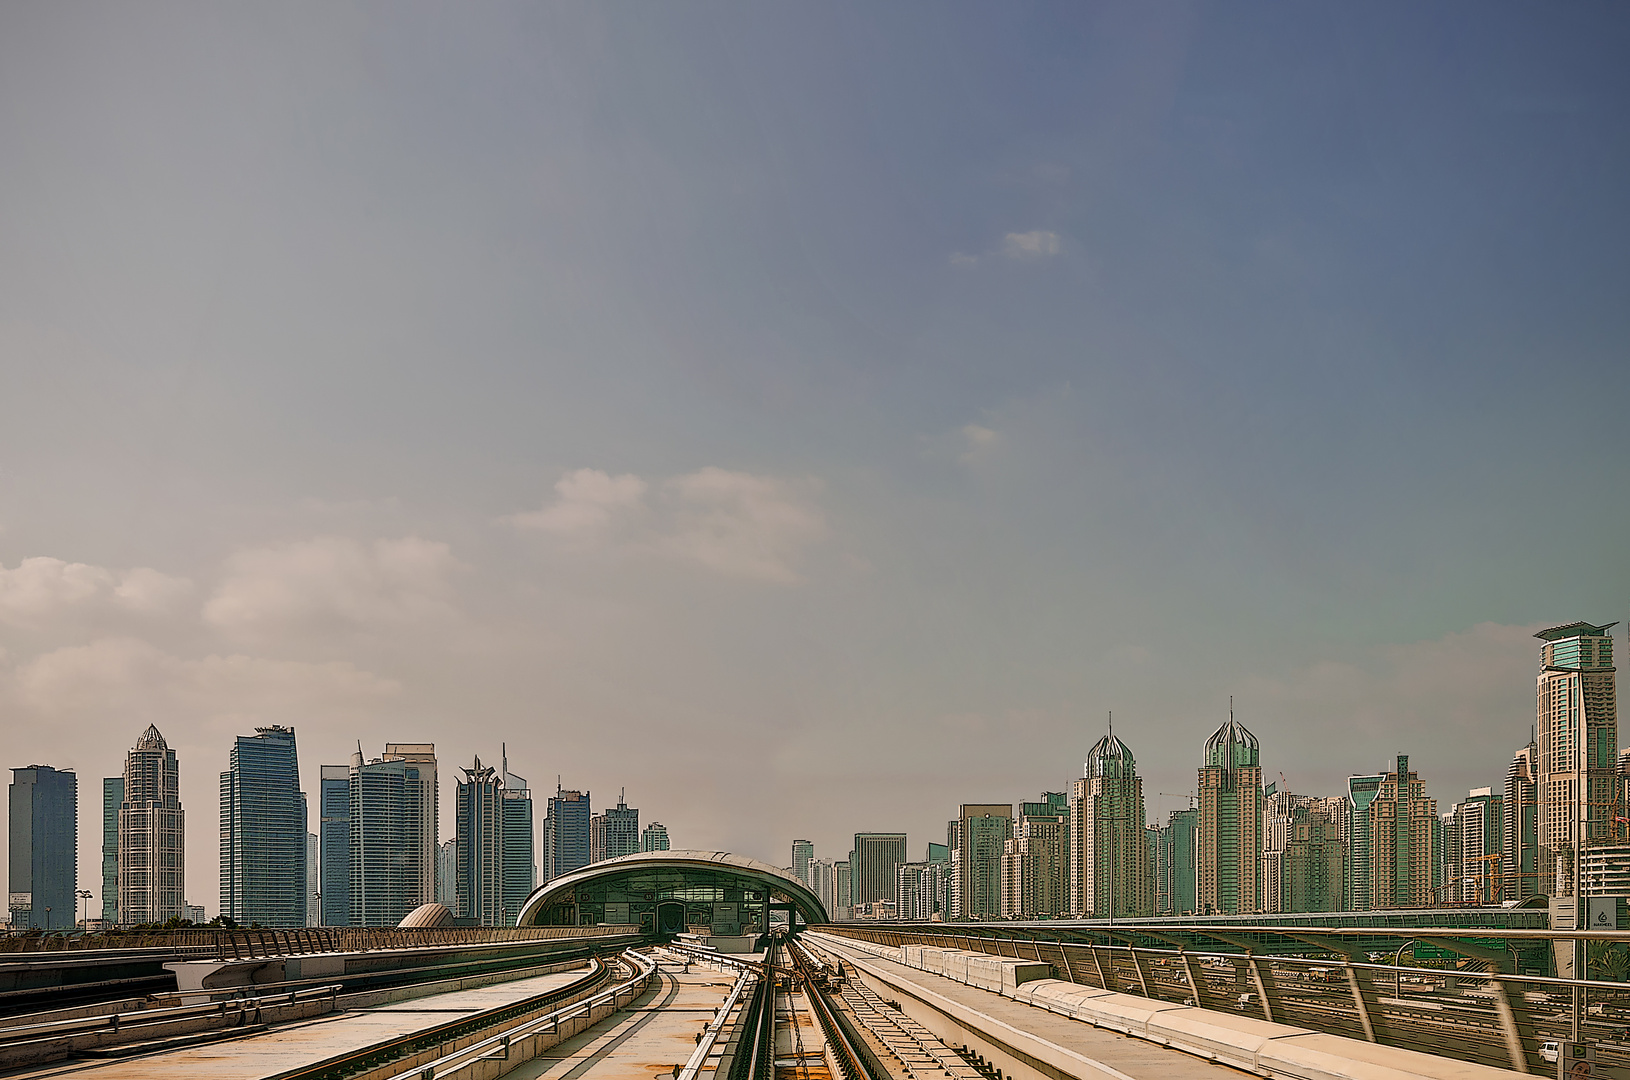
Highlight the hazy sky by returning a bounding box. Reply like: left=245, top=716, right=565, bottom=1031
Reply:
left=3, top=3, right=1628, bottom=916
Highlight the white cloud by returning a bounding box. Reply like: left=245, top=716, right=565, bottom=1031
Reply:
left=1002, top=230, right=1062, bottom=259
left=503, top=468, right=648, bottom=538
left=949, top=252, right=979, bottom=268
left=960, top=423, right=1000, bottom=463
left=0, top=556, right=192, bottom=624
left=8, top=636, right=399, bottom=726
left=658, top=468, right=827, bottom=584
left=508, top=467, right=827, bottom=584
left=203, top=536, right=461, bottom=632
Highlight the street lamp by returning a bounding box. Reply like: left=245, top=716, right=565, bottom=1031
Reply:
left=1393, top=938, right=1420, bottom=999
left=76, top=890, right=92, bottom=928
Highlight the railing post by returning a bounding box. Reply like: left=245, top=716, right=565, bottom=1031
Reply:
left=1246, top=956, right=1279, bottom=1023
left=1128, top=949, right=1152, bottom=998
left=1056, top=942, right=1077, bottom=984
left=1342, top=961, right=1380, bottom=1043
left=1086, top=944, right=1109, bottom=990
left=1181, top=952, right=1208, bottom=1009
left=1489, top=974, right=1536, bottom=1074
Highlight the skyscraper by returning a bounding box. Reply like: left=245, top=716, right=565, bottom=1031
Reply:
left=1000, top=793, right=1067, bottom=919
left=381, top=744, right=438, bottom=907
left=100, top=777, right=122, bottom=924
left=1197, top=707, right=1263, bottom=915
left=851, top=833, right=907, bottom=908
left=318, top=765, right=350, bottom=926
left=1344, top=772, right=1385, bottom=912
left=791, top=840, right=813, bottom=885
left=950, top=805, right=1011, bottom=920
left=437, top=841, right=457, bottom=907
left=306, top=833, right=319, bottom=927
left=500, top=748, right=534, bottom=926
left=220, top=726, right=308, bottom=927
left=1504, top=740, right=1540, bottom=904
left=8, top=765, right=77, bottom=929
left=348, top=746, right=433, bottom=926
left=1368, top=754, right=1438, bottom=909
left=1264, top=791, right=1345, bottom=914
left=1069, top=726, right=1151, bottom=918
left=1154, top=807, right=1198, bottom=915
left=543, top=787, right=591, bottom=881
left=1535, top=622, right=1619, bottom=897
left=834, top=860, right=852, bottom=914
left=1261, top=785, right=1310, bottom=915
left=640, top=822, right=669, bottom=852
left=455, top=757, right=504, bottom=926
left=1449, top=788, right=1503, bottom=905
left=119, top=725, right=185, bottom=925
left=589, top=793, right=638, bottom=864
left=809, top=858, right=835, bottom=916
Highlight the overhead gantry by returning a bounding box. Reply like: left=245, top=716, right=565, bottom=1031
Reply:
left=516, top=850, right=830, bottom=944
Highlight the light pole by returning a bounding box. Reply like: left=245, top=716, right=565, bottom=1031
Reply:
left=1392, top=938, right=1420, bottom=999
left=76, top=890, right=92, bottom=928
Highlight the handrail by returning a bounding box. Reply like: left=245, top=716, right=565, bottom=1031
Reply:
left=0, top=982, right=342, bottom=1043
left=410, top=950, right=657, bottom=1080
left=676, top=965, right=756, bottom=1080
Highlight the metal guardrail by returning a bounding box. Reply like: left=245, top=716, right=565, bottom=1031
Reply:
left=0, top=982, right=342, bottom=1046
left=0, top=924, right=641, bottom=959
left=820, top=924, right=1630, bottom=1075
left=676, top=963, right=757, bottom=1080
left=409, top=950, right=658, bottom=1080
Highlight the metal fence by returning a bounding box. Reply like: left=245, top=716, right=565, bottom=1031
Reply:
left=820, top=924, right=1630, bottom=1076
left=0, top=924, right=641, bottom=959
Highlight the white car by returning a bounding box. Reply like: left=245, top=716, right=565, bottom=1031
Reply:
left=1539, top=1041, right=1560, bottom=1064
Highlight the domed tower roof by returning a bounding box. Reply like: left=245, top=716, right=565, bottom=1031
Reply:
left=1204, top=702, right=1259, bottom=771
left=1085, top=728, right=1137, bottom=779
left=133, top=724, right=169, bottom=752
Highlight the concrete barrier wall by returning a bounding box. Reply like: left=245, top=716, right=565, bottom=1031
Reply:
left=809, top=933, right=1522, bottom=1080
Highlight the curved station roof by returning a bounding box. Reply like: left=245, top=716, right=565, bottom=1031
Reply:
left=517, top=849, right=830, bottom=931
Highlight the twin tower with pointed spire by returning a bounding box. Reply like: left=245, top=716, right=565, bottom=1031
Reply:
left=1069, top=705, right=1263, bottom=919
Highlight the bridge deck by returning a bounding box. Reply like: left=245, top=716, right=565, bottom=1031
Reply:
left=808, top=936, right=1253, bottom=1079
left=3, top=964, right=595, bottom=1079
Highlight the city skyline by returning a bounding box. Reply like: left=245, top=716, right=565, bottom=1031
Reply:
left=2, top=5, right=1629, bottom=914
left=6, top=629, right=1618, bottom=922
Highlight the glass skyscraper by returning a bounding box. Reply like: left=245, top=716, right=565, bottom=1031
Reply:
left=319, top=765, right=350, bottom=925
left=220, top=725, right=308, bottom=927
left=348, top=747, right=432, bottom=926
left=544, top=787, right=591, bottom=882
left=119, top=725, right=185, bottom=925
left=456, top=757, right=504, bottom=926
left=8, top=765, right=77, bottom=929
left=641, top=822, right=669, bottom=852
left=1345, top=772, right=1385, bottom=911
left=500, top=750, right=534, bottom=926
left=101, top=777, right=122, bottom=924
left=590, top=794, right=639, bottom=864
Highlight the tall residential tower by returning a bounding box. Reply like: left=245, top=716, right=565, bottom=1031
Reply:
left=1535, top=622, right=1619, bottom=897
left=1197, top=706, right=1263, bottom=915
left=118, top=726, right=185, bottom=925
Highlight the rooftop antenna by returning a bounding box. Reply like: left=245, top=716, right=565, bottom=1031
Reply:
left=1108, top=710, right=1112, bottom=739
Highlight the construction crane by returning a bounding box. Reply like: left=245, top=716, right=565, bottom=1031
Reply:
left=1158, top=792, right=1198, bottom=807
